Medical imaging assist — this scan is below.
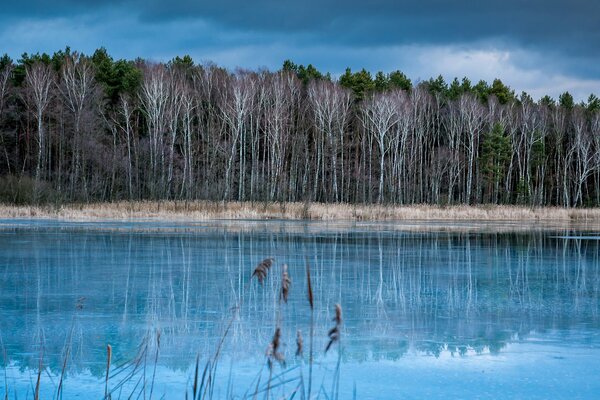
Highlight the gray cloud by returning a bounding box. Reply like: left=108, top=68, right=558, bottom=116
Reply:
left=0, top=0, right=599, bottom=100
left=6, top=1, right=600, bottom=52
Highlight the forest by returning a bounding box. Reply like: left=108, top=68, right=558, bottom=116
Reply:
left=0, top=48, right=599, bottom=207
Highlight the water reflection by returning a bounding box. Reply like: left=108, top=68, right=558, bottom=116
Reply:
left=0, top=221, right=599, bottom=398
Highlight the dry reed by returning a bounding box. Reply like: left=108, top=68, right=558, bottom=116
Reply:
left=266, top=327, right=285, bottom=369
left=280, top=264, right=291, bottom=303
left=295, top=330, right=303, bottom=357
left=149, top=330, right=161, bottom=400
left=5, top=247, right=345, bottom=399
left=326, top=304, right=343, bottom=353
left=1, top=333, right=7, bottom=400
left=305, top=258, right=315, bottom=399
left=252, top=258, right=275, bottom=285
left=34, top=356, right=42, bottom=400
left=3, top=201, right=600, bottom=222
left=305, top=260, right=314, bottom=311
left=105, top=344, right=112, bottom=399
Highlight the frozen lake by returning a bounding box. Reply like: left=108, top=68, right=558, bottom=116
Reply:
left=0, top=219, right=599, bottom=399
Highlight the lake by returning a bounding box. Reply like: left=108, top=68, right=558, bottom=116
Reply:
left=1, top=219, right=599, bottom=399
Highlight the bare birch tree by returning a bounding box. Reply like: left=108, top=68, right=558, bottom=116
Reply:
left=24, top=62, right=54, bottom=183
left=0, top=62, right=13, bottom=172
left=361, top=92, right=400, bottom=203
left=308, top=80, right=352, bottom=202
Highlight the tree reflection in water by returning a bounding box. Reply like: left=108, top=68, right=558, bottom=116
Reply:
left=0, top=221, right=598, bottom=395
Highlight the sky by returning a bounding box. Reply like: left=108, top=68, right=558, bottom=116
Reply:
left=1, top=0, right=599, bottom=101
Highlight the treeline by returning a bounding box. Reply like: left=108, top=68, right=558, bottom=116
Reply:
left=0, top=47, right=599, bottom=206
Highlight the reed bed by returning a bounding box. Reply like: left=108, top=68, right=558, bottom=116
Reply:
left=2, top=201, right=600, bottom=222
left=0, top=258, right=340, bottom=399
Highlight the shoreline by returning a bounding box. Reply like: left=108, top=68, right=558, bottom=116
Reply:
left=2, top=201, right=600, bottom=223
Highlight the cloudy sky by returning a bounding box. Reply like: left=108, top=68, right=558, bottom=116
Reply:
left=2, top=0, right=599, bottom=100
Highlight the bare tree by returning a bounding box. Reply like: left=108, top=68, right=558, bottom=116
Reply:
left=592, top=111, right=600, bottom=205
left=570, top=109, right=597, bottom=206
left=308, top=80, right=352, bottom=202
left=3, top=54, right=600, bottom=207
left=140, top=64, right=171, bottom=198
left=60, top=52, right=97, bottom=196
left=457, top=93, right=486, bottom=204
left=24, top=62, right=54, bottom=182
left=220, top=72, right=255, bottom=201
left=0, top=62, right=13, bottom=172
left=180, top=83, right=197, bottom=199
left=165, top=68, right=184, bottom=197
left=361, top=91, right=400, bottom=203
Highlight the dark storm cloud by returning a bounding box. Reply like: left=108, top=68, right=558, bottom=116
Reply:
left=135, top=0, right=599, bottom=55
left=1, top=0, right=599, bottom=100
left=2, top=1, right=122, bottom=18
left=6, top=0, right=599, bottom=53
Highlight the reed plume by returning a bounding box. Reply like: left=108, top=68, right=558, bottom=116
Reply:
left=295, top=330, right=303, bottom=357
left=265, top=327, right=285, bottom=400
left=266, top=327, right=285, bottom=369
left=326, top=304, right=343, bottom=353
left=280, top=264, right=291, bottom=303
left=252, top=257, right=275, bottom=284
left=305, top=259, right=314, bottom=310
left=76, top=296, right=86, bottom=310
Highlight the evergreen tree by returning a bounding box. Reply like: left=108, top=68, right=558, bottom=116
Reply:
left=559, top=91, right=574, bottom=109
left=489, top=78, right=515, bottom=104
left=339, top=68, right=375, bottom=101
left=480, top=123, right=512, bottom=202
left=388, top=70, right=411, bottom=91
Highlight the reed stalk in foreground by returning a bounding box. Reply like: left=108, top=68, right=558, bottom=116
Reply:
left=280, top=264, right=291, bottom=304
left=326, top=304, right=343, bottom=400
left=149, top=329, right=161, bottom=400
left=105, top=344, right=112, bottom=399
left=56, top=325, right=73, bottom=399
left=190, top=257, right=264, bottom=400
left=1, top=333, right=8, bottom=400
left=34, top=353, right=42, bottom=400
left=6, top=252, right=345, bottom=400
left=266, top=327, right=285, bottom=400
left=295, top=329, right=305, bottom=400
left=57, top=297, right=85, bottom=399
left=305, top=258, right=315, bottom=400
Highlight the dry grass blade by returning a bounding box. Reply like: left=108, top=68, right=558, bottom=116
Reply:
left=280, top=264, right=291, bottom=303
left=252, top=257, right=275, bottom=285
left=325, top=304, right=343, bottom=353
left=295, top=330, right=303, bottom=357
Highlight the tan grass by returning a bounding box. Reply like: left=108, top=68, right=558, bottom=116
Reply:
left=1, top=201, right=600, bottom=222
